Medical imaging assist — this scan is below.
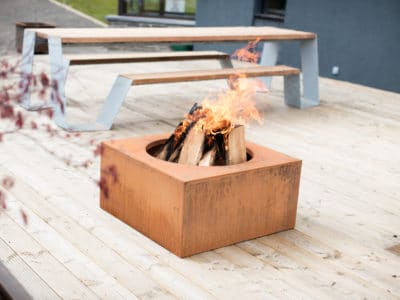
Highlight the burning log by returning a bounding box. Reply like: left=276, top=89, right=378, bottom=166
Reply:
left=157, top=134, right=174, bottom=161
left=225, top=125, right=246, bottom=165
left=157, top=102, right=251, bottom=166
left=198, top=144, right=217, bottom=167
left=157, top=103, right=200, bottom=160
left=168, top=143, right=183, bottom=162
left=157, top=117, right=247, bottom=166
left=178, top=128, right=205, bottom=165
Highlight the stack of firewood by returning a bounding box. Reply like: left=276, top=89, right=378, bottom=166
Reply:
left=157, top=103, right=247, bottom=166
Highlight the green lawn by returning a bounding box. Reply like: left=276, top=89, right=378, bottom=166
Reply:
left=56, top=0, right=196, bottom=23
left=55, top=0, right=117, bottom=23
left=144, top=0, right=196, bottom=14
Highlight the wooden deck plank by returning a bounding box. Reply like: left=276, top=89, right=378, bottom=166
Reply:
left=0, top=213, right=98, bottom=299
left=280, top=230, right=400, bottom=295
left=1, top=190, right=138, bottom=300
left=0, top=240, right=60, bottom=300
left=33, top=26, right=316, bottom=43
left=259, top=235, right=394, bottom=299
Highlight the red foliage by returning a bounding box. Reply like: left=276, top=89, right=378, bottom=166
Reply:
left=98, top=164, right=119, bottom=199
left=20, top=209, right=28, bottom=225
left=0, top=58, right=107, bottom=227
left=0, top=191, right=6, bottom=209
left=0, top=59, right=60, bottom=225
left=1, top=176, right=15, bottom=190
left=31, top=121, right=38, bottom=129
left=94, top=144, right=104, bottom=156
left=98, top=177, right=109, bottom=199
left=15, top=111, right=24, bottom=128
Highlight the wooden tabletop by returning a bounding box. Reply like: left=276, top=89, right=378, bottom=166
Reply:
left=32, top=26, right=316, bottom=43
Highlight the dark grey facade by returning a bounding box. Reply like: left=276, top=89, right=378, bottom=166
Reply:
left=196, top=0, right=400, bottom=93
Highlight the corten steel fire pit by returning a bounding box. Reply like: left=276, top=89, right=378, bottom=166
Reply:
left=100, top=134, right=302, bottom=257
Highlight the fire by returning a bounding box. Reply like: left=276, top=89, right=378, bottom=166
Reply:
left=193, top=75, right=263, bottom=135
left=187, top=38, right=265, bottom=137
left=232, top=38, right=261, bottom=63
left=159, top=39, right=267, bottom=165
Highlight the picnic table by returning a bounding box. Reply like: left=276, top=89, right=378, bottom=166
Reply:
left=20, top=26, right=319, bottom=131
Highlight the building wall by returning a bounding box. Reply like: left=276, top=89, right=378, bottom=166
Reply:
left=196, top=0, right=400, bottom=92
left=195, top=0, right=256, bottom=54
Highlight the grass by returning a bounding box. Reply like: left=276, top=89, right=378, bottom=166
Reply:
left=55, top=0, right=117, bottom=23
left=143, top=0, right=196, bottom=14
left=56, top=0, right=196, bottom=23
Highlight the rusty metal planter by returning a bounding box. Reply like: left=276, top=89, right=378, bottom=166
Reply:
left=100, top=134, right=302, bottom=257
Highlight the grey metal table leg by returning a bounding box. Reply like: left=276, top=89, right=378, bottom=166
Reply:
left=259, top=42, right=279, bottom=89
left=48, top=36, right=70, bottom=129
left=20, top=30, right=54, bottom=110
left=300, top=38, right=320, bottom=108
left=20, top=30, right=39, bottom=110
left=20, top=30, right=34, bottom=108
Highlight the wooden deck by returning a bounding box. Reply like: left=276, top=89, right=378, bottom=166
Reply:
left=0, top=56, right=399, bottom=299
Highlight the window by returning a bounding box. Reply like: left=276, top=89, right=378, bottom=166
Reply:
left=118, top=0, right=196, bottom=19
left=256, top=0, right=287, bottom=22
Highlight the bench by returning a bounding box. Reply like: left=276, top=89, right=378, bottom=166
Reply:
left=21, top=50, right=232, bottom=110
left=20, top=26, right=319, bottom=130
left=52, top=65, right=300, bottom=131
left=66, top=51, right=231, bottom=66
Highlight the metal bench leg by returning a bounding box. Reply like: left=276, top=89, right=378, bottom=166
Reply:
left=260, top=42, right=279, bottom=89
left=219, top=56, right=235, bottom=89
left=95, top=76, right=133, bottom=130
left=46, top=38, right=131, bottom=132
left=284, top=74, right=301, bottom=108
left=300, top=38, right=320, bottom=108
left=219, top=56, right=233, bottom=69
left=47, top=36, right=113, bottom=131
left=46, top=75, right=131, bottom=132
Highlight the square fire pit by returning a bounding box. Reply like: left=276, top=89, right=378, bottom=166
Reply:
left=100, top=134, right=301, bottom=257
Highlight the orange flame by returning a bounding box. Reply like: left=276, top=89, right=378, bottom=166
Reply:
left=177, top=74, right=264, bottom=139
left=232, top=38, right=261, bottom=63
left=173, top=38, right=266, bottom=142
left=201, top=76, right=263, bottom=133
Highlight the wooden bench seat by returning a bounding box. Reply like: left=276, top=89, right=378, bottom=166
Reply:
left=52, top=65, right=301, bottom=132
left=22, top=51, right=232, bottom=111
left=66, top=51, right=231, bottom=65
left=122, top=65, right=300, bottom=85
